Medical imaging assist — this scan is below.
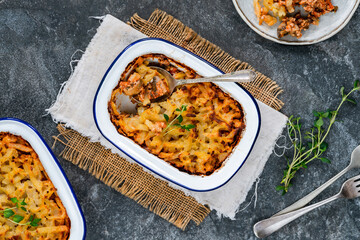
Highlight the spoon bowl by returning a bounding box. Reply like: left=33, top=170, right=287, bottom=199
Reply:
left=349, top=145, right=360, bottom=168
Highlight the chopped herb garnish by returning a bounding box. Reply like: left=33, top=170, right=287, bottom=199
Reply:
left=163, top=114, right=169, bottom=122
left=12, top=215, right=24, bottom=223
left=3, top=209, right=15, bottom=218
left=1, top=197, right=41, bottom=227
left=181, top=124, right=195, bottom=131
left=30, top=218, right=41, bottom=227
left=163, top=105, right=196, bottom=135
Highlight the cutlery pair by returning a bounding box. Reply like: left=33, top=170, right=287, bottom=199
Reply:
left=253, top=145, right=360, bottom=238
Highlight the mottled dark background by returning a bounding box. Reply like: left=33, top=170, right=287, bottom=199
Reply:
left=1, top=1, right=360, bottom=239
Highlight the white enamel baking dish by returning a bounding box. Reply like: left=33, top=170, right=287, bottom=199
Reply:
left=93, top=38, right=261, bottom=192
left=0, top=118, right=86, bottom=239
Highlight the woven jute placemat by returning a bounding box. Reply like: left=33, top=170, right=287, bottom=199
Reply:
left=129, top=9, right=283, bottom=110
left=53, top=9, right=283, bottom=230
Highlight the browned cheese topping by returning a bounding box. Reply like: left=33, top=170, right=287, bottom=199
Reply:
left=254, top=0, right=337, bottom=38
left=0, top=132, right=70, bottom=240
left=108, top=54, right=246, bottom=175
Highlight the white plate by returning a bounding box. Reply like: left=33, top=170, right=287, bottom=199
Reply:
left=0, top=118, right=86, bottom=240
left=93, top=38, right=261, bottom=192
left=233, top=0, right=360, bottom=45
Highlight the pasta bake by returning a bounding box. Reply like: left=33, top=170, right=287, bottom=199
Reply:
left=108, top=54, right=246, bottom=175
left=254, top=0, right=337, bottom=38
left=0, top=132, right=70, bottom=239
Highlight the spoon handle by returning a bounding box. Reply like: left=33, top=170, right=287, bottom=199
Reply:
left=273, top=165, right=351, bottom=216
left=253, top=193, right=342, bottom=238
left=177, top=70, right=256, bottom=84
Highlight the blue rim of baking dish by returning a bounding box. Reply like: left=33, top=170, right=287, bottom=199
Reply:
left=0, top=117, right=86, bottom=239
left=93, top=37, right=261, bottom=192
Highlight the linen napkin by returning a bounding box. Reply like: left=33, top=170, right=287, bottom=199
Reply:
left=47, top=14, right=288, bottom=219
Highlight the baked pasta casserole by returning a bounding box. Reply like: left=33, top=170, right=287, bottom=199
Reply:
left=254, top=0, right=337, bottom=38
left=108, top=54, right=246, bottom=175
left=0, top=132, right=70, bottom=239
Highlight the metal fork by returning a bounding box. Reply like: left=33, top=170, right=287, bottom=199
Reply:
left=274, top=145, right=360, bottom=216
left=253, top=175, right=360, bottom=238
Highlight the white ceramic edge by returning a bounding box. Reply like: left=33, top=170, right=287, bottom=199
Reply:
left=94, top=38, right=260, bottom=192
left=0, top=119, right=85, bottom=240
left=232, top=0, right=360, bottom=45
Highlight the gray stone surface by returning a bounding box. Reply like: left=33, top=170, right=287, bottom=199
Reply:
left=1, top=0, right=360, bottom=239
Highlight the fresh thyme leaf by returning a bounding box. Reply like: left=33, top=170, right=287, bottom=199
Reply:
left=278, top=81, right=360, bottom=194
left=314, top=118, right=323, bottom=128
left=28, top=215, right=34, bottom=222
left=20, top=199, right=26, bottom=206
left=322, top=111, right=329, bottom=118
left=30, top=218, right=41, bottom=227
left=12, top=215, right=24, bottom=223
left=346, top=98, right=357, bottom=105
left=301, top=162, right=307, bottom=169
left=320, top=142, right=328, bottom=152
left=313, top=111, right=320, bottom=117
left=163, top=114, right=169, bottom=122
left=178, top=115, right=183, bottom=123
left=355, top=80, right=360, bottom=88
left=340, top=86, right=345, bottom=97
left=175, top=108, right=180, bottom=112
left=173, top=123, right=181, bottom=127
left=184, top=124, right=195, bottom=130
left=3, top=209, right=14, bottom=218
left=10, top=198, right=18, bottom=204
left=320, top=157, right=331, bottom=164
left=20, top=207, right=27, bottom=212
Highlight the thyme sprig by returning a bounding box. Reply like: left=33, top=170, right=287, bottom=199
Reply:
left=1, top=197, right=41, bottom=227
left=277, top=80, right=360, bottom=194
left=163, top=105, right=195, bottom=135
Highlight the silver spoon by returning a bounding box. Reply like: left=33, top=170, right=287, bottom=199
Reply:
left=117, top=68, right=256, bottom=113
left=273, top=145, right=360, bottom=216
left=150, top=67, right=256, bottom=101
left=253, top=174, right=360, bottom=238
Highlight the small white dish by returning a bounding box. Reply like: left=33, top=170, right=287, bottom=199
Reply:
left=0, top=118, right=86, bottom=240
left=93, top=38, right=261, bottom=192
left=232, top=0, right=360, bottom=45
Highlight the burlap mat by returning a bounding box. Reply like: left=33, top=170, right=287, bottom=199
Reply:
left=53, top=9, right=284, bottom=230
left=129, top=9, right=283, bottom=110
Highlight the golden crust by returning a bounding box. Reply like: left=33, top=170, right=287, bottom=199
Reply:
left=254, top=0, right=337, bottom=38
left=0, top=132, right=70, bottom=240
left=109, top=54, right=246, bottom=175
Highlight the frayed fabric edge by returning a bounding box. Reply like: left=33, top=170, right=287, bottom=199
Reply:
left=45, top=48, right=84, bottom=119
left=46, top=15, right=107, bottom=121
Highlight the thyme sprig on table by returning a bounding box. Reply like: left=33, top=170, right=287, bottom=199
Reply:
left=163, top=105, right=195, bottom=135
left=1, top=197, right=41, bottom=227
left=277, top=81, right=360, bottom=194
